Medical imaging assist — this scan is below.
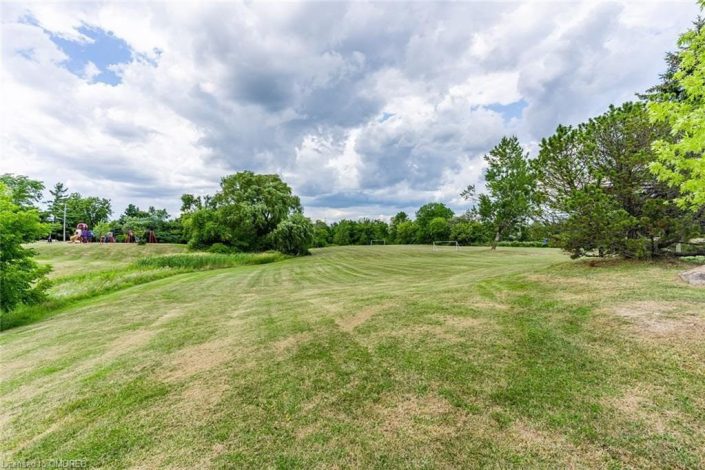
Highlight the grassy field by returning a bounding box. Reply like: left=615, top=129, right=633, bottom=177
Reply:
left=1, top=244, right=705, bottom=468
left=1, top=244, right=284, bottom=331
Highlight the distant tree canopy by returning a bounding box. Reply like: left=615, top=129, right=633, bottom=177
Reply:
left=415, top=203, right=454, bottom=243
left=114, top=204, right=183, bottom=243
left=0, top=174, right=45, bottom=209
left=182, top=171, right=307, bottom=252
left=64, top=193, right=112, bottom=231
left=310, top=207, right=504, bottom=248
left=326, top=218, right=389, bottom=246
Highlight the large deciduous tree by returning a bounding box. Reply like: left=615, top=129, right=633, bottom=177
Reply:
left=183, top=171, right=302, bottom=251
left=428, top=217, right=450, bottom=241
left=648, top=5, right=705, bottom=210
left=312, top=220, right=331, bottom=247
left=64, top=193, right=112, bottom=229
left=449, top=216, right=491, bottom=245
left=471, top=136, right=537, bottom=249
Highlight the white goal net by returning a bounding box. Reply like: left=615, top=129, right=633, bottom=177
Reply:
left=432, top=240, right=459, bottom=251
left=370, top=239, right=386, bottom=245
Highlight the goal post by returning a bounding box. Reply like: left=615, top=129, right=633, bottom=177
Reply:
left=370, top=239, right=386, bottom=245
left=432, top=240, right=459, bottom=251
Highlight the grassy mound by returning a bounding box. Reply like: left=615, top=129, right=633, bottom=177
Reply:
left=1, top=247, right=285, bottom=331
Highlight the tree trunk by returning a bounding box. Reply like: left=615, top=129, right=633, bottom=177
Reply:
left=491, top=231, right=500, bottom=250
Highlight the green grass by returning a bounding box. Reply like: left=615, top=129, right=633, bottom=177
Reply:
left=1, top=245, right=704, bottom=468
left=31, top=242, right=188, bottom=278
left=0, top=244, right=285, bottom=331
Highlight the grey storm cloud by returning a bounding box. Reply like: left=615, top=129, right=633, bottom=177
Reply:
left=1, top=1, right=700, bottom=219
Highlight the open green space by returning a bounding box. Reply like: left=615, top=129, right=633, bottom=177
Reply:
left=1, top=245, right=704, bottom=468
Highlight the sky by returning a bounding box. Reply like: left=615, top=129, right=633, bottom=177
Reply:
left=0, top=1, right=700, bottom=221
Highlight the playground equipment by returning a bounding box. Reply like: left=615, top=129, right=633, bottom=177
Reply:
left=100, top=231, right=116, bottom=243
left=146, top=229, right=158, bottom=243
left=70, top=223, right=89, bottom=243
left=124, top=230, right=136, bottom=243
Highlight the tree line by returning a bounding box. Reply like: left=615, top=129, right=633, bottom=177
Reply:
left=0, top=175, right=185, bottom=244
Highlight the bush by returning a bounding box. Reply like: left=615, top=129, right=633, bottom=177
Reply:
left=271, top=214, right=314, bottom=255
left=450, top=220, right=490, bottom=245
left=207, top=242, right=233, bottom=254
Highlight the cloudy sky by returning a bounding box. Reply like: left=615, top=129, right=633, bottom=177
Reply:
left=1, top=1, right=699, bottom=221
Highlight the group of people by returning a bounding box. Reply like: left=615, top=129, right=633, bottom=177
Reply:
left=54, top=225, right=154, bottom=244
left=69, top=223, right=93, bottom=243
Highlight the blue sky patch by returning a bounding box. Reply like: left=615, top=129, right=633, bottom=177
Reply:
left=17, top=48, right=36, bottom=61
left=486, top=99, right=528, bottom=120
left=378, top=112, right=395, bottom=123
left=48, top=25, right=133, bottom=85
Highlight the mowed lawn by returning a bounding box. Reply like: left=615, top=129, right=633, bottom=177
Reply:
left=2, top=245, right=705, bottom=468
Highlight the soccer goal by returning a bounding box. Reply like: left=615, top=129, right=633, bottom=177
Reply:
left=370, top=239, right=386, bottom=245
left=432, top=240, right=459, bottom=251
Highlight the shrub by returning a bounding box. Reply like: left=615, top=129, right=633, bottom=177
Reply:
left=207, top=242, right=233, bottom=254
left=450, top=220, right=490, bottom=245
left=271, top=214, right=314, bottom=255
left=0, top=183, right=51, bottom=314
